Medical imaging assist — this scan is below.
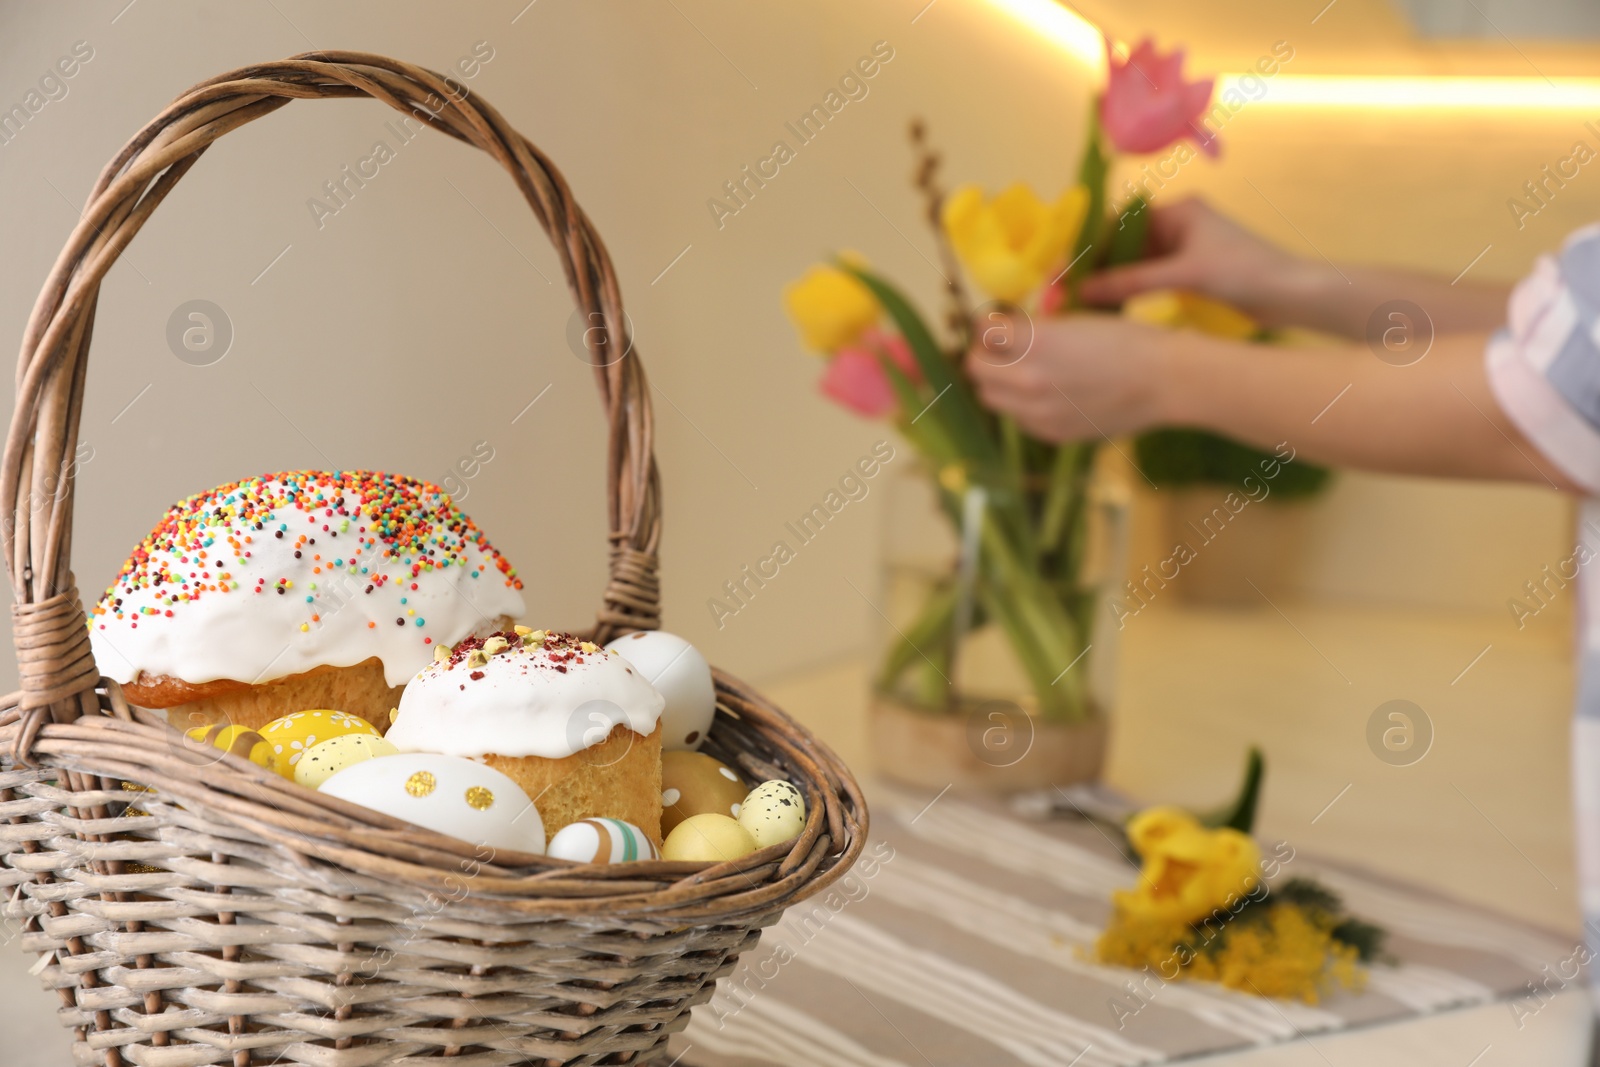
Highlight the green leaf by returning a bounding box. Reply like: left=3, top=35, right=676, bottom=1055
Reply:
left=1198, top=746, right=1265, bottom=835
left=875, top=578, right=959, bottom=702
left=1107, top=193, right=1149, bottom=267
left=1134, top=428, right=1333, bottom=499
left=1072, top=97, right=1108, bottom=277
left=1331, top=916, right=1389, bottom=963
left=976, top=514, right=1091, bottom=721
left=842, top=263, right=1000, bottom=470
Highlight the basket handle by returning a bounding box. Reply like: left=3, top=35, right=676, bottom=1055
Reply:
left=2, top=51, right=662, bottom=742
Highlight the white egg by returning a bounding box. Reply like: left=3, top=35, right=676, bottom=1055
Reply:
left=318, top=753, right=545, bottom=855
left=547, top=818, right=661, bottom=864
left=605, top=630, right=716, bottom=751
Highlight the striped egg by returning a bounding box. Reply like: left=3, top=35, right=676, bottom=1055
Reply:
left=183, top=724, right=276, bottom=774
left=547, top=818, right=661, bottom=864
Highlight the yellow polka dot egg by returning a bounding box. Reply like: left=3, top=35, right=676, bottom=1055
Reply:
left=317, top=752, right=545, bottom=855
left=259, top=709, right=380, bottom=780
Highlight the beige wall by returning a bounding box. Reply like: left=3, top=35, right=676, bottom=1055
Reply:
left=1117, top=99, right=1592, bottom=613
left=0, top=0, right=1100, bottom=693
left=0, top=0, right=1590, bottom=698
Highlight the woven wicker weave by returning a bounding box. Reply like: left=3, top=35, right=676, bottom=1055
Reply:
left=0, top=52, right=866, bottom=1066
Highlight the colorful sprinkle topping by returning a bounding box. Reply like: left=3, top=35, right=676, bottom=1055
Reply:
left=89, top=471, right=522, bottom=650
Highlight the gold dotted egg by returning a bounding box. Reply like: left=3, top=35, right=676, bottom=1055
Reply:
left=660, top=751, right=747, bottom=836
left=405, top=771, right=437, bottom=797
left=465, top=786, right=495, bottom=811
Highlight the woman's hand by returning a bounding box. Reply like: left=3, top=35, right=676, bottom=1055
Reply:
left=1079, top=198, right=1320, bottom=326
left=967, top=312, right=1576, bottom=490
left=1078, top=197, right=1512, bottom=338
left=964, top=311, right=1175, bottom=443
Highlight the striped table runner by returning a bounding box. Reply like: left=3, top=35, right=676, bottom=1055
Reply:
left=667, top=782, right=1577, bottom=1066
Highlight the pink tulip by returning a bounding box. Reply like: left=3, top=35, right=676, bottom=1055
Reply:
left=1039, top=277, right=1068, bottom=316
left=820, top=329, right=921, bottom=418
left=1100, top=37, right=1217, bottom=157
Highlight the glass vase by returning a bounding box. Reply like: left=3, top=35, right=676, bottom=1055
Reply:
left=868, top=457, right=1129, bottom=792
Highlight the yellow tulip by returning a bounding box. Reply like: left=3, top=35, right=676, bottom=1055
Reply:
left=1123, top=289, right=1258, bottom=340
left=942, top=182, right=1089, bottom=305
left=783, top=264, right=880, bottom=353
left=1116, top=806, right=1262, bottom=926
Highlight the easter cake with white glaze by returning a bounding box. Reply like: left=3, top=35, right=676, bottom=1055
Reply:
left=89, top=470, right=524, bottom=732
left=386, top=627, right=665, bottom=841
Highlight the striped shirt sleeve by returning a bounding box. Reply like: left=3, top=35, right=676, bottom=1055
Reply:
left=1486, top=222, right=1600, bottom=494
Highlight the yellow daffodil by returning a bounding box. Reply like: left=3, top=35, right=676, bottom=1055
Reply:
left=1098, top=804, right=1375, bottom=1003
left=1123, top=289, right=1258, bottom=340
left=1115, top=806, right=1261, bottom=925
left=941, top=182, right=1089, bottom=305
left=782, top=264, right=880, bottom=353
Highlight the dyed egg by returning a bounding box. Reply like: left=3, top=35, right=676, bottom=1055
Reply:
left=660, top=751, right=746, bottom=836
left=606, top=631, right=715, bottom=750
left=182, top=724, right=276, bottom=773
left=318, top=753, right=545, bottom=854
left=293, top=733, right=400, bottom=789
left=547, top=818, right=661, bottom=864
left=737, top=780, right=806, bottom=848
left=260, top=709, right=380, bottom=779
left=661, top=813, right=757, bottom=863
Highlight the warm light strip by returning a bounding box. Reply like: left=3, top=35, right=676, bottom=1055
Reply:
left=983, top=0, right=1600, bottom=110
left=1223, top=74, right=1600, bottom=109
left=979, top=0, right=1105, bottom=72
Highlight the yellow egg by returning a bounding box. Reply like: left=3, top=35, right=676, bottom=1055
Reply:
left=182, top=724, right=276, bottom=774
left=293, top=734, right=399, bottom=789
left=259, top=709, right=379, bottom=780
left=661, top=813, right=757, bottom=863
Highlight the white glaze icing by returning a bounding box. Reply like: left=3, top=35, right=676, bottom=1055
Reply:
left=89, top=472, right=526, bottom=689
left=386, top=631, right=665, bottom=760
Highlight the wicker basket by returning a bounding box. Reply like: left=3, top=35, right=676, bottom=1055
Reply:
left=0, top=52, right=866, bottom=1067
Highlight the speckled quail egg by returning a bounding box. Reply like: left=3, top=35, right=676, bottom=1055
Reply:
left=737, top=780, right=806, bottom=848
left=292, top=733, right=399, bottom=789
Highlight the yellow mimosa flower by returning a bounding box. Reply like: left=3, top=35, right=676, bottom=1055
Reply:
left=782, top=264, right=880, bottom=353
left=941, top=182, right=1089, bottom=305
